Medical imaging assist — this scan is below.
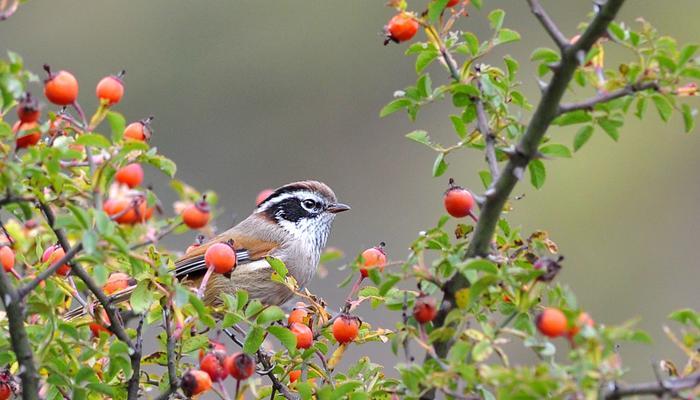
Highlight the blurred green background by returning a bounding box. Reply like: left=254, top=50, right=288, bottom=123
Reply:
left=2, top=0, right=699, bottom=384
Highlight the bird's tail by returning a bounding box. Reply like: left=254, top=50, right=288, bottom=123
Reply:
left=64, top=285, right=136, bottom=321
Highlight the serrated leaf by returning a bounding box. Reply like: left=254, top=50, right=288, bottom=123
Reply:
left=380, top=99, right=411, bottom=118
left=552, top=110, right=592, bottom=126
left=268, top=325, right=297, bottom=352
left=463, top=32, right=479, bottom=56
left=75, top=133, right=111, bottom=148
left=495, top=28, right=520, bottom=45
left=266, top=256, right=288, bottom=278
left=651, top=93, right=673, bottom=122
left=432, top=153, right=448, bottom=177
left=539, top=143, right=572, bottom=158
left=573, top=125, right=594, bottom=151
left=450, top=115, right=467, bottom=139
left=598, top=119, right=621, bottom=141
left=416, top=50, right=438, bottom=74
left=530, top=47, right=560, bottom=63
left=130, top=280, right=154, bottom=314
left=243, top=327, right=266, bottom=355
left=528, top=159, right=546, bottom=189
left=106, top=111, right=126, bottom=141
left=679, top=44, right=699, bottom=66
left=256, top=306, right=285, bottom=325
left=488, top=9, right=505, bottom=30
left=405, top=130, right=431, bottom=146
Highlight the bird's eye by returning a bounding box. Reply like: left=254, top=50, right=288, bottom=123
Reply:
left=302, top=199, right=317, bottom=210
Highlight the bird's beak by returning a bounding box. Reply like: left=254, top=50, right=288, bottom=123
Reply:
left=327, top=203, right=351, bottom=214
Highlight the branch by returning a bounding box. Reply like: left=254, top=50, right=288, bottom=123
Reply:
left=475, top=75, right=500, bottom=180
left=129, top=222, right=184, bottom=251
left=127, top=315, right=145, bottom=400
left=17, top=243, right=83, bottom=298
left=154, top=307, right=179, bottom=400
left=37, top=201, right=134, bottom=348
left=558, top=81, right=660, bottom=114
left=432, top=0, right=627, bottom=361
left=604, top=372, right=700, bottom=399
left=527, top=0, right=569, bottom=50
left=0, top=269, right=40, bottom=400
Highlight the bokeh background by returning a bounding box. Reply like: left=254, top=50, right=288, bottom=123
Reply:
left=2, top=0, right=699, bottom=387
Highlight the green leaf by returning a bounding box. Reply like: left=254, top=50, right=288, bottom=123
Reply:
left=488, top=9, right=505, bottom=30
left=668, top=308, right=700, bottom=328
left=243, top=327, right=266, bottom=355
left=266, top=256, right=288, bottom=278
left=256, top=306, right=285, bottom=325
left=471, top=341, right=493, bottom=362
left=495, top=28, right=520, bottom=45
left=528, top=159, right=546, bottom=189
left=75, top=133, right=111, bottom=148
left=450, top=115, right=467, bottom=139
left=598, top=119, right=621, bottom=141
left=416, top=50, right=438, bottom=74
left=539, top=143, right=572, bottom=158
left=478, top=170, right=492, bottom=188
left=651, top=93, right=673, bottom=122
left=463, top=32, right=479, bottom=55
left=551, top=110, right=592, bottom=126
left=130, top=280, right=154, bottom=314
left=530, top=47, right=560, bottom=64
left=405, top=130, right=431, bottom=146
left=432, top=153, right=448, bottom=177
left=679, top=44, right=699, bottom=66
left=682, top=103, right=696, bottom=133
left=268, top=325, right=297, bottom=352
left=573, top=125, right=594, bottom=152
left=82, top=230, right=98, bottom=255
left=428, top=0, right=449, bottom=23
left=608, top=22, right=626, bottom=42
left=461, top=259, right=498, bottom=275
left=106, top=111, right=126, bottom=141
left=379, top=98, right=411, bottom=117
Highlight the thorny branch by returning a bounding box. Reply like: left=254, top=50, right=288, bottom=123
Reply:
left=527, top=0, right=569, bottom=50
left=558, top=81, right=660, bottom=114
left=154, top=307, right=180, bottom=400
left=604, top=371, right=700, bottom=399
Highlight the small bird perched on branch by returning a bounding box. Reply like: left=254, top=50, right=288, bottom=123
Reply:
left=66, top=180, right=349, bottom=319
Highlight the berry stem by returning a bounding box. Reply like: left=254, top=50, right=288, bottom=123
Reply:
left=197, top=265, right=215, bottom=299
left=344, top=275, right=364, bottom=308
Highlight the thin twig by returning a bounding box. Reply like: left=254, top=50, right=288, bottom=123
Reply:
left=130, top=222, right=184, bottom=251
left=154, top=307, right=179, bottom=400
left=558, top=81, right=660, bottom=114
left=527, top=0, right=569, bottom=50
left=604, top=371, right=700, bottom=399
left=0, top=268, right=40, bottom=400
left=474, top=72, right=500, bottom=180
left=127, top=315, right=145, bottom=399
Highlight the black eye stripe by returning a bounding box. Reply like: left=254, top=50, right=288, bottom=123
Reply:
left=265, top=197, right=316, bottom=223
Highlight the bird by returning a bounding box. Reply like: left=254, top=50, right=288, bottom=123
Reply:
left=65, top=180, right=349, bottom=319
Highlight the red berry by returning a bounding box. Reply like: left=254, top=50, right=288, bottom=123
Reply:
left=446, top=0, right=460, bottom=7
left=17, top=92, right=40, bottom=123
left=536, top=307, right=568, bottom=338
left=13, top=121, right=41, bottom=149
left=443, top=180, right=475, bottom=218
left=224, top=352, right=255, bottom=380
left=181, top=369, right=212, bottom=397
left=104, top=197, right=154, bottom=225
left=288, top=302, right=309, bottom=326
left=0, top=246, right=15, bottom=273
left=199, top=339, right=227, bottom=362
left=567, top=312, right=594, bottom=338
left=89, top=322, right=111, bottom=337
left=290, top=322, right=313, bottom=349
left=360, top=243, right=386, bottom=278
left=204, top=243, right=237, bottom=274
left=413, top=295, right=438, bottom=324
left=42, top=245, right=70, bottom=276
left=43, top=66, right=79, bottom=105
left=289, top=370, right=301, bottom=383
left=332, top=314, right=360, bottom=344
left=96, top=72, right=124, bottom=105
left=102, top=272, right=133, bottom=295
left=255, top=188, right=275, bottom=206
left=182, top=197, right=210, bottom=229
left=114, top=163, right=144, bottom=188
left=385, top=13, right=419, bottom=44
left=123, top=117, right=153, bottom=141
left=200, top=350, right=228, bottom=382
left=0, top=382, right=11, bottom=400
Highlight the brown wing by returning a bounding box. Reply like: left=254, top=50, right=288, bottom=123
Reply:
left=173, top=230, right=279, bottom=281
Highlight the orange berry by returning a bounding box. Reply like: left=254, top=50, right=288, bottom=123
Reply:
left=0, top=382, right=10, bottom=400
left=95, top=72, right=124, bottom=105
left=200, top=350, right=228, bottom=382
left=224, top=352, right=255, bottom=380
left=0, top=246, right=15, bottom=273
left=288, top=302, right=309, bottom=326
left=17, top=92, right=40, bottom=123
left=181, top=369, right=212, bottom=397
left=104, top=197, right=153, bottom=224
left=385, top=13, right=419, bottom=44
left=290, top=322, right=313, bottom=349
left=182, top=197, right=210, bottom=229
left=444, top=180, right=475, bottom=218
left=360, top=243, right=386, bottom=278
left=413, top=295, right=438, bottom=324
left=102, top=272, right=133, bottom=295
left=446, top=0, right=460, bottom=6
left=204, top=243, right=237, bottom=274
left=43, top=66, right=79, bottom=105
left=123, top=118, right=152, bottom=141
left=536, top=307, right=568, bottom=338
left=42, top=245, right=70, bottom=276
left=332, top=314, right=360, bottom=344
left=567, top=312, right=594, bottom=338
left=255, top=188, right=275, bottom=206
left=89, top=322, right=111, bottom=337
left=289, top=370, right=301, bottom=383
left=199, top=339, right=227, bottom=362
left=13, top=121, right=41, bottom=149
left=114, top=163, right=143, bottom=188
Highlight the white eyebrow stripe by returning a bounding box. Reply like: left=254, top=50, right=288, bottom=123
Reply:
left=256, top=191, right=324, bottom=212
